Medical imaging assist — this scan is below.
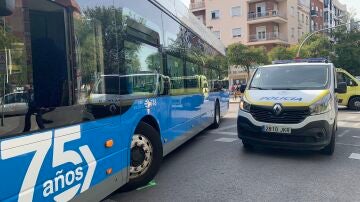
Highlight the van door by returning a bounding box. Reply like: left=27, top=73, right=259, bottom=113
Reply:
left=336, top=71, right=358, bottom=106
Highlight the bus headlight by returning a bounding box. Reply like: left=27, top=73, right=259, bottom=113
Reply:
left=310, top=94, right=332, bottom=115
left=240, top=98, right=251, bottom=112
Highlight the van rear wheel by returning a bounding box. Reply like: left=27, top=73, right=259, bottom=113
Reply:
left=349, top=97, right=360, bottom=111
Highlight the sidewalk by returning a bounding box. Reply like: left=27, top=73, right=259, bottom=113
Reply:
left=229, top=97, right=241, bottom=103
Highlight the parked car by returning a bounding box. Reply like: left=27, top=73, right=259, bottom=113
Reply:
left=0, top=92, right=28, bottom=116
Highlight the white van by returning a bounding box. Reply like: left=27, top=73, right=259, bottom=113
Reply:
left=237, top=60, right=347, bottom=155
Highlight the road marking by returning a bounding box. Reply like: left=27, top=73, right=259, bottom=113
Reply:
left=338, top=121, right=350, bottom=128
left=338, top=129, right=350, bottom=137
left=215, top=124, right=237, bottom=132
left=349, top=153, right=360, bottom=160
left=209, top=131, right=237, bottom=136
left=352, top=136, right=360, bottom=139
left=354, top=122, right=360, bottom=128
left=336, top=142, right=360, bottom=147
left=214, top=137, right=238, bottom=143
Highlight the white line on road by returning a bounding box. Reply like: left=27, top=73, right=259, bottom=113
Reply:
left=338, top=129, right=350, bottom=137
left=210, top=131, right=237, bottom=136
left=352, top=136, right=360, bottom=139
left=215, top=124, right=237, bottom=132
left=349, top=153, right=360, bottom=160
left=214, top=138, right=238, bottom=143
left=336, top=142, right=360, bottom=147
left=338, top=121, right=350, bottom=128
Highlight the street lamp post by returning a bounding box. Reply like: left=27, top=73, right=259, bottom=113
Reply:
left=296, top=20, right=360, bottom=58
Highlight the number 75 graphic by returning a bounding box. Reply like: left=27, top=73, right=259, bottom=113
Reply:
left=1, top=125, right=97, bottom=202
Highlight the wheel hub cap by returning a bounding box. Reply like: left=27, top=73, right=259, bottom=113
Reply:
left=129, top=134, right=153, bottom=179
left=355, top=101, right=360, bottom=108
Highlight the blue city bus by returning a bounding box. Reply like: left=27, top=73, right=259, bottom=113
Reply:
left=0, top=0, right=229, bottom=201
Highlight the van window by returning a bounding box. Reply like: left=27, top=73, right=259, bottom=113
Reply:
left=337, top=72, right=357, bottom=86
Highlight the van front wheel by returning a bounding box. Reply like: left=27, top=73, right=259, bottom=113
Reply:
left=320, top=125, right=335, bottom=155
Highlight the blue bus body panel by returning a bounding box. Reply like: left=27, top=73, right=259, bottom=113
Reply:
left=0, top=92, right=228, bottom=201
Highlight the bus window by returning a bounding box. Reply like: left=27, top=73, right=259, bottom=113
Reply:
left=0, top=0, right=71, bottom=137
left=167, top=55, right=185, bottom=93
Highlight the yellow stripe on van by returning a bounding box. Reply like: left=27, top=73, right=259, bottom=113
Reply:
left=244, top=90, right=330, bottom=107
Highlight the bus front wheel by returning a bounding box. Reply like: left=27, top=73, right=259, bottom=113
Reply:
left=122, top=121, right=163, bottom=191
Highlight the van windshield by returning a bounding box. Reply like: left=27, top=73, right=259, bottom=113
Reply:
left=250, top=65, right=330, bottom=90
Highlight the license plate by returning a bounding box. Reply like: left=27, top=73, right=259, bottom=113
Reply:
left=263, top=125, right=291, bottom=134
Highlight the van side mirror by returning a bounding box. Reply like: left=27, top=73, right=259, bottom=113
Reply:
left=0, top=0, right=15, bottom=16
left=335, top=82, right=347, bottom=94
left=240, top=84, right=247, bottom=93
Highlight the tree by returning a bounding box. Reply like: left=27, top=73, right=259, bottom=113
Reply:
left=301, top=34, right=332, bottom=58
left=227, top=43, right=268, bottom=76
left=267, top=46, right=293, bottom=62
left=331, top=26, right=360, bottom=75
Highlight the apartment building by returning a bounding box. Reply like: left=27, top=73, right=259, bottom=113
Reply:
left=311, top=0, right=324, bottom=31
left=323, top=0, right=348, bottom=29
left=190, top=0, right=311, bottom=50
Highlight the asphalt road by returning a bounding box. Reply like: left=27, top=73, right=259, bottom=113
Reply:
left=108, top=104, right=360, bottom=202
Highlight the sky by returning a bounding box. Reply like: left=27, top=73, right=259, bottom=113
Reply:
left=339, top=0, right=360, bottom=19
left=181, top=0, right=190, bottom=7
left=181, top=0, right=359, bottom=19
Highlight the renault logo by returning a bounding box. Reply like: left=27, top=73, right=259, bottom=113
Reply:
left=273, top=104, right=283, bottom=116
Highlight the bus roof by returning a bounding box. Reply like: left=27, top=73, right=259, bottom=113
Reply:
left=152, top=0, right=226, bottom=55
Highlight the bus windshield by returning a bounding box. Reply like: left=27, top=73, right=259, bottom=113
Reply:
left=250, top=65, right=330, bottom=90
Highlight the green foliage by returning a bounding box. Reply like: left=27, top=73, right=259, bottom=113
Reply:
left=302, top=34, right=332, bottom=58
left=227, top=43, right=268, bottom=74
left=331, top=27, right=360, bottom=75
left=267, top=46, right=293, bottom=61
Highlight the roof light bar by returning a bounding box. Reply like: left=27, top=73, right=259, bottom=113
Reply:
left=272, top=58, right=330, bottom=64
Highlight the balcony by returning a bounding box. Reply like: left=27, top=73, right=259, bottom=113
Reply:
left=311, top=10, right=318, bottom=17
left=248, top=32, right=288, bottom=45
left=190, top=2, right=205, bottom=11
left=248, top=10, right=287, bottom=24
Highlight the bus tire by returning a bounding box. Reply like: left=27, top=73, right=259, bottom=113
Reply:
left=349, top=97, right=360, bottom=111
left=121, top=121, right=163, bottom=191
left=320, top=124, right=335, bottom=155
left=211, top=102, right=221, bottom=129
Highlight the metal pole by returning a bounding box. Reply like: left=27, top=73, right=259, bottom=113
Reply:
left=296, top=20, right=360, bottom=58
left=1, top=18, right=6, bottom=126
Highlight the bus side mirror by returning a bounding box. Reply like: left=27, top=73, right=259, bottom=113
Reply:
left=0, top=0, right=15, bottom=16
left=336, top=82, right=347, bottom=94
left=240, top=84, right=247, bottom=93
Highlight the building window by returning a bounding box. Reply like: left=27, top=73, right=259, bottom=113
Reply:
left=306, top=16, right=309, bottom=24
left=232, top=28, right=242, bottom=37
left=291, top=6, right=295, bottom=16
left=211, top=10, right=220, bottom=19
left=302, top=14, right=304, bottom=23
left=231, top=6, right=241, bottom=17
left=320, top=9, right=323, bottom=17
left=291, top=27, right=295, bottom=38
left=256, top=26, right=266, bottom=40
left=213, top=31, right=221, bottom=39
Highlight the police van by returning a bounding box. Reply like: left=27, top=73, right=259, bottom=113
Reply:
left=237, top=59, right=347, bottom=155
